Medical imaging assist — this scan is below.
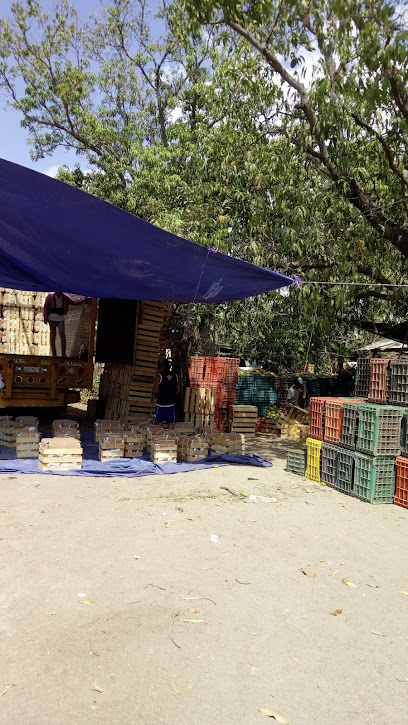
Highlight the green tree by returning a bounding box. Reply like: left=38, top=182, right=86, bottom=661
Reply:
left=1, top=0, right=406, bottom=369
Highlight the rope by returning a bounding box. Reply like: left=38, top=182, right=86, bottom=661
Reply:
left=183, top=247, right=217, bottom=339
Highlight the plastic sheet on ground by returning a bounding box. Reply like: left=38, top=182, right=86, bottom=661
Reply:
left=0, top=432, right=272, bottom=478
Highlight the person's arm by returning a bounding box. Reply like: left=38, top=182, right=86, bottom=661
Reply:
left=63, top=293, right=91, bottom=307
left=43, top=294, right=52, bottom=323
left=153, top=373, right=161, bottom=399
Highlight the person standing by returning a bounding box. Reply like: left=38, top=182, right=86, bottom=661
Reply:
left=43, top=291, right=89, bottom=357
left=286, top=377, right=304, bottom=414
left=153, top=358, right=180, bottom=429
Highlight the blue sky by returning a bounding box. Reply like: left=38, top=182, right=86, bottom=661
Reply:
left=0, top=0, right=161, bottom=175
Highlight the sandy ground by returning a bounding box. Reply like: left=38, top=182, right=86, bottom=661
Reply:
left=1, top=435, right=408, bottom=725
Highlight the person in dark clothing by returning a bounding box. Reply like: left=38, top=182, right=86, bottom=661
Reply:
left=337, top=366, right=354, bottom=397
left=153, top=358, right=180, bottom=429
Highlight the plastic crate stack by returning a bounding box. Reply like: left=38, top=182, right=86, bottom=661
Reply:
left=187, top=356, right=240, bottom=431
left=354, top=404, right=402, bottom=504
left=355, top=358, right=371, bottom=398
left=368, top=358, right=391, bottom=404
left=235, top=374, right=277, bottom=417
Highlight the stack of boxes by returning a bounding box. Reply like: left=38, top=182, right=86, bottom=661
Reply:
left=103, top=301, right=173, bottom=422
left=186, top=356, right=240, bottom=431
left=304, top=359, right=408, bottom=506
left=0, top=289, right=50, bottom=356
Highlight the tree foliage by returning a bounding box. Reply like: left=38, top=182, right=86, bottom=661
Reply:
left=1, top=0, right=407, bottom=369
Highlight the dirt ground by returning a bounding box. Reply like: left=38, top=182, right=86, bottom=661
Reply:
left=1, top=435, right=408, bottom=725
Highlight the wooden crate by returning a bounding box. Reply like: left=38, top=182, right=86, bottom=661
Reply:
left=150, top=437, right=178, bottom=464
left=279, top=420, right=309, bottom=440
left=94, top=419, right=125, bottom=442
left=15, top=415, right=39, bottom=428
left=52, top=419, right=81, bottom=441
left=174, top=422, right=196, bottom=435
left=286, top=405, right=310, bottom=425
left=177, top=434, right=208, bottom=462
left=16, top=430, right=40, bottom=458
left=39, top=437, right=83, bottom=470
left=229, top=405, right=257, bottom=437
left=0, top=421, right=26, bottom=447
left=99, top=434, right=125, bottom=462
left=210, top=433, right=245, bottom=456
left=124, top=430, right=144, bottom=458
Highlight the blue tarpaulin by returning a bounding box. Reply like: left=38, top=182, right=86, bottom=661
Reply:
left=0, top=432, right=272, bottom=477
left=0, top=158, right=291, bottom=301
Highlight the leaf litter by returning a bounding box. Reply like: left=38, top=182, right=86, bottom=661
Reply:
left=259, top=709, right=288, bottom=723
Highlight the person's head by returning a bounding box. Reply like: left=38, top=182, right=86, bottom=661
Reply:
left=55, top=291, right=62, bottom=298
left=158, top=357, right=171, bottom=373
left=294, top=376, right=304, bottom=388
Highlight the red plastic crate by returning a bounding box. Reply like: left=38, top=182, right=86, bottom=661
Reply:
left=324, top=400, right=345, bottom=444
left=189, top=356, right=205, bottom=385
left=309, top=397, right=327, bottom=440
left=368, top=358, right=391, bottom=404
left=395, top=456, right=408, bottom=509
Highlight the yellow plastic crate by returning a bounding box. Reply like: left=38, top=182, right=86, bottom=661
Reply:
left=305, top=437, right=323, bottom=482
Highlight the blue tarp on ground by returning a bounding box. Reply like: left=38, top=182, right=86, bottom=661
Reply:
left=0, top=432, right=272, bottom=477
left=0, top=158, right=291, bottom=302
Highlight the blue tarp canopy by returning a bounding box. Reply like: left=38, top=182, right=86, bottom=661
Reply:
left=0, top=158, right=291, bottom=302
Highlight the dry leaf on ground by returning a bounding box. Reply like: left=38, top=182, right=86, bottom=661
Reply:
left=342, top=579, right=358, bottom=588
left=1, top=684, right=15, bottom=697
left=170, top=682, right=180, bottom=695
left=78, top=597, right=94, bottom=605
left=330, top=609, right=343, bottom=616
left=188, top=607, right=200, bottom=613
left=183, top=619, right=205, bottom=623
left=91, top=682, right=104, bottom=693
left=259, top=709, right=288, bottom=723
left=401, top=591, right=408, bottom=596
left=372, top=631, right=387, bottom=637
left=300, top=568, right=316, bottom=578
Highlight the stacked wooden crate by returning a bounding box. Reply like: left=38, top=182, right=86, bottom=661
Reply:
left=210, top=433, right=245, bottom=456
left=94, top=419, right=124, bottom=442
left=99, top=434, right=125, bottom=462
left=229, top=405, right=257, bottom=437
left=52, top=419, right=81, bottom=440
left=0, top=288, right=50, bottom=356
left=184, top=386, right=216, bottom=428
left=39, top=437, right=83, bottom=471
left=16, top=429, right=40, bottom=458
left=187, top=356, right=240, bottom=431
left=104, top=301, right=173, bottom=422
left=0, top=421, right=26, bottom=447
left=177, top=434, right=208, bottom=462
left=124, top=429, right=144, bottom=458
left=150, top=434, right=178, bottom=464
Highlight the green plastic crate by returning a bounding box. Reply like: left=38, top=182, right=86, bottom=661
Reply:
left=286, top=449, right=306, bottom=476
left=356, top=404, right=403, bottom=457
left=335, top=448, right=355, bottom=495
left=353, top=452, right=396, bottom=504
